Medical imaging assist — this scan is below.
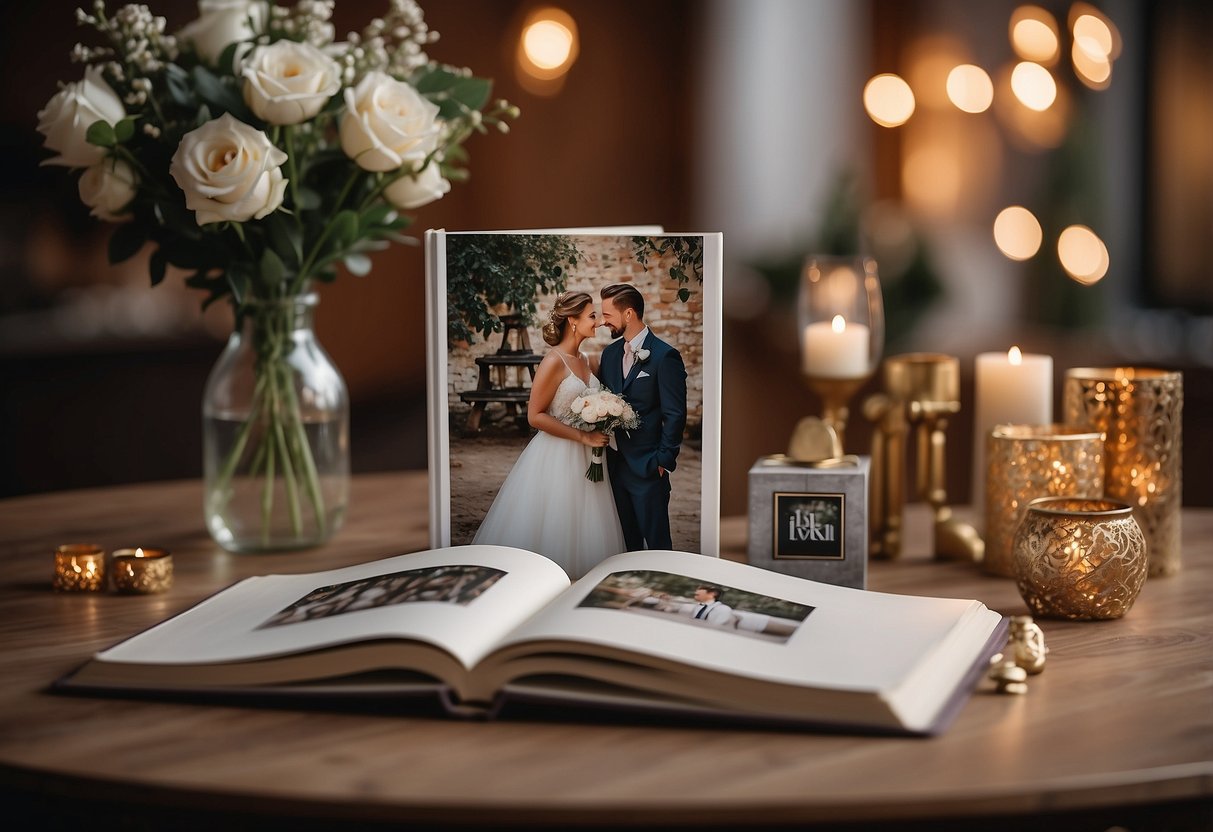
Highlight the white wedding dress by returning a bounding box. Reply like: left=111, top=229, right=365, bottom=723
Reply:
left=472, top=355, right=626, bottom=578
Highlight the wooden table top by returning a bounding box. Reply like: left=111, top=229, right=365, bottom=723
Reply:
left=1, top=472, right=1210, bottom=828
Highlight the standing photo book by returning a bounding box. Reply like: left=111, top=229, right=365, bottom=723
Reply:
left=56, top=545, right=1008, bottom=735
left=424, top=228, right=723, bottom=579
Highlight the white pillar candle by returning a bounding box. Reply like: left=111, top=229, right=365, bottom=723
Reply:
left=803, top=315, right=870, bottom=378
left=972, top=346, right=1054, bottom=522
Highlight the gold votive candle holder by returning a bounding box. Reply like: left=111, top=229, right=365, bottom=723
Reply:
left=1063, top=367, right=1183, bottom=576
left=111, top=547, right=173, bottom=594
left=1013, top=497, right=1147, bottom=620
left=984, top=424, right=1105, bottom=577
left=52, top=544, right=107, bottom=592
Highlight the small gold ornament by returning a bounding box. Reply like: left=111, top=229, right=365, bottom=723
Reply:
left=988, top=657, right=1029, bottom=695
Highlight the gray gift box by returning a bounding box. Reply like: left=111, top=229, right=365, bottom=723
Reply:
left=747, top=455, right=870, bottom=589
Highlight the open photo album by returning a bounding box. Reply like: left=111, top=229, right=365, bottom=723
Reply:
left=424, top=228, right=724, bottom=578
left=56, top=546, right=1007, bottom=735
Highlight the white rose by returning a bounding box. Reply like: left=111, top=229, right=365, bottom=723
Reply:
left=242, top=40, right=341, bottom=125
left=606, top=400, right=623, bottom=417
left=36, top=66, right=126, bottom=169
left=622, top=404, right=636, bottom=421
left=339, top=70, right=440, bottom=172
left=170, top=112, right=288, bottom=225
left=384, top=161, right=451, bottom=210
left=78, top=158, right=137, bottom=221
left=179, top=0, right=267, bottom=64
left=596, top=402, right=609, bottom=418
left=570, top=396, right=585, bottom=414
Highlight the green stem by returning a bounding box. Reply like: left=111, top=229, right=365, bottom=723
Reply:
left=213, top=370, right=269, bottom=494
left=261, top=414, right=276, bottom=548
left=271, top=363, right=304, bottom=538
left=284, top=125, right=302, bottom=215
left=280, top=368, right=326, bottom=536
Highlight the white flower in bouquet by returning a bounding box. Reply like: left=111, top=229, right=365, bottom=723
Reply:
left=169, top=113, right=288, bottom=225
left=340, top=70, right=440, bottom=172
left=565, top=386, right=642, bottom=482
left=179, top=0, right=268, bottom=64
left=242, top=40, right=342, bottom=125
left=36, top=65, right=126, bottom=168
left=78, top=158, right=137, bottom=220
left=384, top=160, right=450, bottom=209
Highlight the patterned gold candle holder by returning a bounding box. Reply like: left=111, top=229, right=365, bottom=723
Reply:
left=1064, top=367, right=1183, bottom=576
left=111, top=548, right=173, bottom=594
left=984, top=424, right=1105, bottom=577
left=1013, top=497, right=1147, bottom=620
left=52, top=544, right=107, bottom=592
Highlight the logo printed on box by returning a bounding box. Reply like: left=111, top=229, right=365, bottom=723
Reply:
left=773, top=493, right=845, bottom=560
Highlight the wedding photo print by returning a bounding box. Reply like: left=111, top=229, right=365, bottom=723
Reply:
left=428, top=232, right=722, bottom=579
left=258, top=564, right=506, bottom=629
left=578, top=570, right=816, bottom=644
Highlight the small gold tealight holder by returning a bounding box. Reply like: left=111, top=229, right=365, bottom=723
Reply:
left=111, top=547, right=173, bottom=594
left=53, top=544, right=107, bottom=592
left=1013, top=497, right=1147, bottom=620
left=984, top=424, right=1105, bottom=577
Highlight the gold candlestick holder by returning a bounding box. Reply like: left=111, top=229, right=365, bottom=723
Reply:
left=805, top=375, right=870, bottom=451
left=865, top=353, right=983, bottom=562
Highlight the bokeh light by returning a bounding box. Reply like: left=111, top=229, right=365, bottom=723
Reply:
left=1058, top=225, right=1110, bottom=284
left=946, top=64, right=994, bottom=113
left=1010, top=62, right=1057, bottom=111
left=1010, top=6, right=1060, bottom=65
left=515, top=8, right=579, bottom=95
left=993, top=206, right=1043, bottom=260
left=864, top=74, right=916, bottom=127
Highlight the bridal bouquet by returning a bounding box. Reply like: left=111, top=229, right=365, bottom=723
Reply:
left=567, top=388, right=640, bottom=483
left=37, top=0, right=515, bottom=550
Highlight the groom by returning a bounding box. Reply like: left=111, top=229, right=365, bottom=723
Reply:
left=598, top=283, right=688, bottom=551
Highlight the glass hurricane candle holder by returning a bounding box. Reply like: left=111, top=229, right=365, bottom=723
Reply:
left=1013, top=497, right=1147, bottom=620
left=1063, top=367, right=1183, bottom=576
left=798, top=255, right=884, bottom=450
left=984, top=424, right=1105, bottom=577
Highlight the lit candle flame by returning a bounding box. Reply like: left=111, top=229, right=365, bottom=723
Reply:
left=1008, top=346, right=1023, bottom=365
left=831, top=315, right=846, bottom=333
left=136, top=548, right=144, bottom=558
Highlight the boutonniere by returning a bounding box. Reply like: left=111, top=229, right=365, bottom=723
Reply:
left=635, top=348, right=651, bottom=363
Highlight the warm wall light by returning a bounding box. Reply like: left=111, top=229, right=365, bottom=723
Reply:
left=946, top=64, right=993, bottom=113
left=993, top=206, right=1043, bottom=260
left=1070, top=4, right=1121, bottom=60
left=515, top=7, right=579, bottom=95
left=864, top=74, right=915, bottom=127
left=1010, top=6, right=1060, bottom=65
left=1072, top=39, right=1112, bottom=89
left=1010, top=62, right=1057, bottom=111
left=1058, top=225, right=1109, bottom=284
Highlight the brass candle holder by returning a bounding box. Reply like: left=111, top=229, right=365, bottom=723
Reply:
left=52, top=544, right=107, bottom=592
left=111, top=547, right=174, bottom=594
left=984, top=424, right=1105, bottom=577
left=1013, top=497, right=1147, bottom=620
left=864, top=353, right=983, bottom=561
left=804, top=375, right=870, bottom=450
left=1063, top=367, right=1183, bottom=576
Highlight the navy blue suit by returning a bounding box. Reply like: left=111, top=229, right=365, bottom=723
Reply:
left=599, top=330, right=687, bottom=551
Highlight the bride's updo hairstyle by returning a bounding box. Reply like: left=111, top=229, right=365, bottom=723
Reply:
left=541, top=291, right=593, bottom=346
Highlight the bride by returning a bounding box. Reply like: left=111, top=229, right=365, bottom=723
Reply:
left=472, top=291, right=627, bottom=578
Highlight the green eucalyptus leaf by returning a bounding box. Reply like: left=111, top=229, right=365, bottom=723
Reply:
left=192, top=65, right=254, bottom=122
left=295, top=186, right=322, bottom=211
left=217, top=41, right=243, bottom=75
left=331, top=209, right=358, bottom=247
left=449, top=77, right=492, bottom=112
left=414, top=67, right=460, bottom=94
left=114, top=118, right=137, bottom=144
left=85, top=120, right=116, bottom=148
left=164, top=64, right=193, bottom=107
left=149, top=248, right=168, bottom=286
left=108, top=222, right=147, bottom=264
left=359, top=202, right=395, bottom=231
left=194, top=104, right=213, bottom=128
left=259, top=245, right=286, bottom=286
left=265, top=213, right=303, bottom=265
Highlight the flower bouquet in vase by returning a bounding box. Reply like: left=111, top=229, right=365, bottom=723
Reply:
left=37, top=0, right=516, bottom=551
left=566, top=388, right=641, bottom=482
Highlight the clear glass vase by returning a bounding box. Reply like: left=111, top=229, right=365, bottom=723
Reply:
left=203, top=293, right=349, bottom=552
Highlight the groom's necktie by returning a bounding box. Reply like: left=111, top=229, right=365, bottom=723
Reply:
left=695, top=603, right=709, bottom=620
left=623, top=341, right=634, bottom=378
